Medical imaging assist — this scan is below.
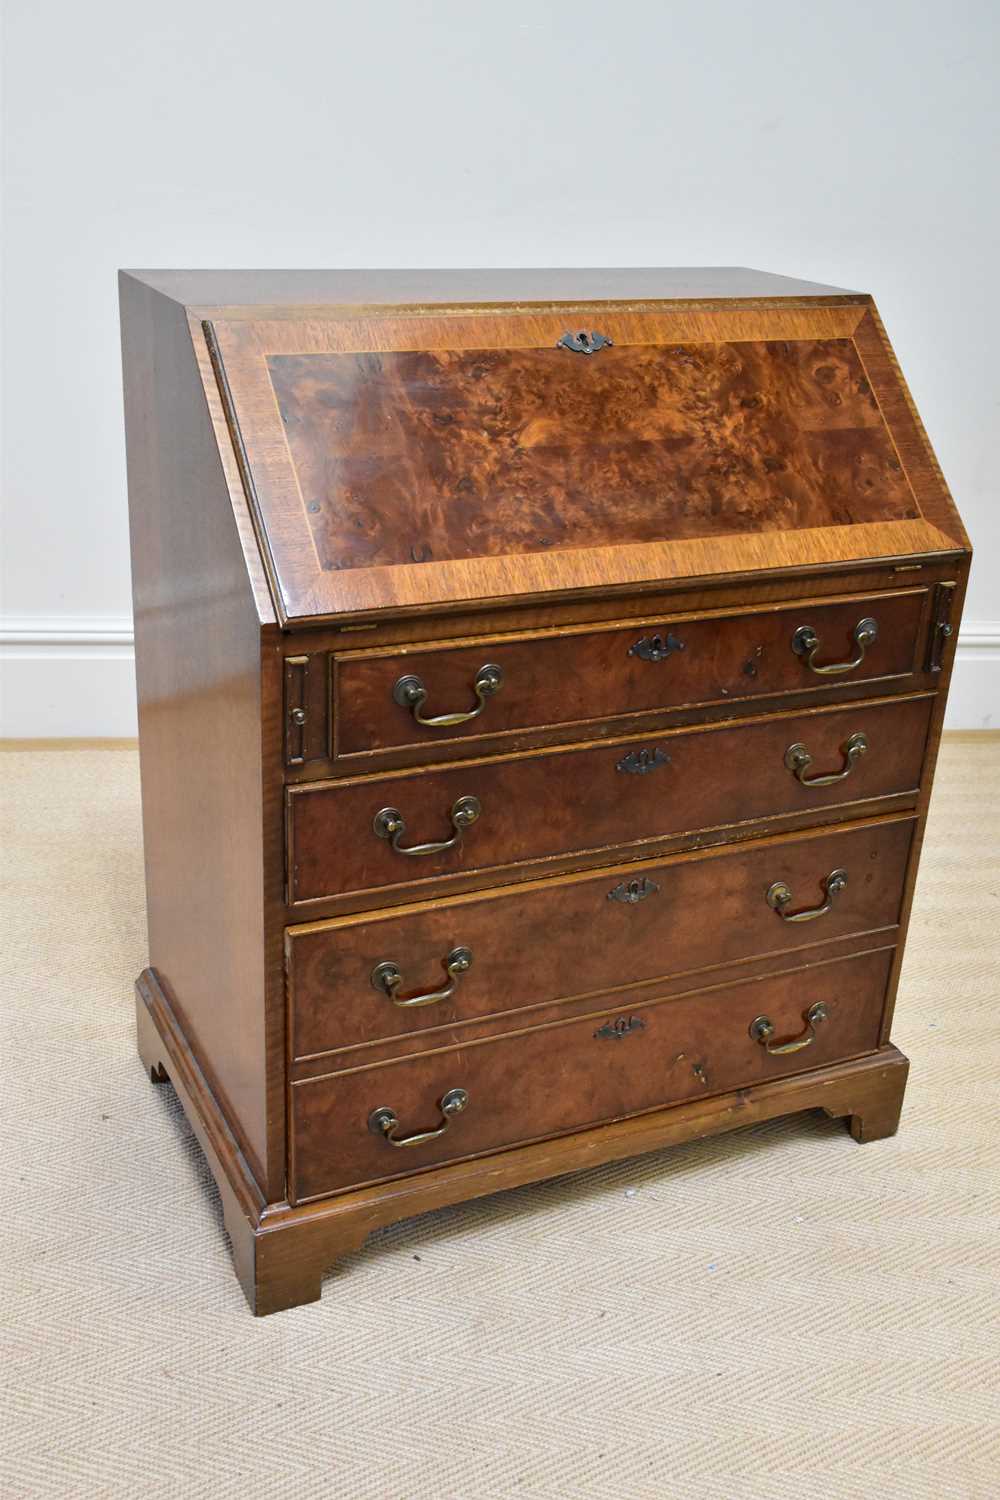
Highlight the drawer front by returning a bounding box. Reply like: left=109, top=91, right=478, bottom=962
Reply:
left=287, top=817, right=915, bottom=1060
left=334, top=589, right=927, bottom=757
left=289, top=945, right=894, bottom=1201
left=287, top=695, right=933, bottom=904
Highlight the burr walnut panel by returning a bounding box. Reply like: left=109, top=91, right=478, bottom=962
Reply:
left=268, top=338, right=916, bottom=573
left=205, top=302, right=968, bottom=622
left=286, top=816, right=915, bottom=1061
left=286, top=694, right=934, bottom=905
left=288, top=945, right=895, bottom=1201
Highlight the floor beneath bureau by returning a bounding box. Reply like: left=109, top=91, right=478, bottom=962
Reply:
left=3, top=735, right=999, bottom=1498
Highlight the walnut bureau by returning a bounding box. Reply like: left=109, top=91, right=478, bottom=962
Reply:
left=119, top=267, right=970, bottom=1315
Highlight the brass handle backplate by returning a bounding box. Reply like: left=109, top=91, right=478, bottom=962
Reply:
left=766, top=869, right=847, bottom=923
left=750, top=1002, right=829, bottom=1055
left=791, top=616, right=878, bottom=675
left=368, top=1088, right=469, bottom=1148
left=393, top=664, right=503, bottom=728
left=373, top=795, right=481, bottom=857
left=371, top=946, right=473, bottom=1008
left=785, top=731, right=868, bottom=787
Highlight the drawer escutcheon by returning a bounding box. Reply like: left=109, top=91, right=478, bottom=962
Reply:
left=628, top=631, right=685, bottom=663
left=616, top=747, right=670, bottom=775
left=608, top=877, right=660, bottom=905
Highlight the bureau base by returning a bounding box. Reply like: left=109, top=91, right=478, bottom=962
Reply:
left=136, top=968, right=909, bottom=1317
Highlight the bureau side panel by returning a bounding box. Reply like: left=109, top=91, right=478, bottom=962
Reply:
left=119, top=274, right=276, bottom=1194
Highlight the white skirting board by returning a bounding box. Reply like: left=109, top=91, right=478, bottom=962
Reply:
left=0, top=620, right=139, bottom=738
left=1, top=617, right=998, bottom=737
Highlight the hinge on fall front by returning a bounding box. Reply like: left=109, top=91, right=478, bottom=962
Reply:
left=284, top=656, right=309, bottom=765
left=926, top=582, right=957, bottom=673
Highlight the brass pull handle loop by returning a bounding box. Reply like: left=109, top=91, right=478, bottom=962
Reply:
left=368, top=1088, right=469, bottom=1148
left=373, top=795, right=481, bottom=857
left=791, top=616, right=878, bottom=675
left=784, top=731, right=868, bottom=787
left=750, top=1002, right=829, bottom=1055
left=393, top=664, right=503, bottom=728
left=766, top=869, right=848, bottom=923
left=371, top=947, right=473, bottom=1008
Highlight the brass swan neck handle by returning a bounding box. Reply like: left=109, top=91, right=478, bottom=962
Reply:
left=785, top=732, right=868, bottom=788
left=393, top=664, right=503, bottom=728
left=371, top=947, right=473, bottom=1008
left=373, top=796, right=481, bottom=857
left=766, top=869, right=848, bottom=923
left=750, top=1002, right=829, bottom=1055
left=368, top=1089, right=469, bottom=1148
left=792, top=617, right=878, bottom=675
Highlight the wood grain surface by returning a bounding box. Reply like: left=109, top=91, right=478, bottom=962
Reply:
left=287, top=815, right=915, bottom=1061
left=123, top=265, right=862, bottom=310
left=287, top=694, right=935, bottom=905
left=268, top=338, right=915, bottom=571
left=334, top=587, right=928, bottom=757
left=202, top=301, right=967, bottom=623
left=120, top=275, right=277, bottom=1195
left=288, top=944, right=895, bottom=1201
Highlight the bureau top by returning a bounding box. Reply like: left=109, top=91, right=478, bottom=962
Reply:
left=119, top=268, right=969, bottom=627
left=122, top=266, right=859, bottom=309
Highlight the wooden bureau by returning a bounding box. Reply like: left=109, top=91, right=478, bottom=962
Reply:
left=119, top=267, right=970, bottom=1314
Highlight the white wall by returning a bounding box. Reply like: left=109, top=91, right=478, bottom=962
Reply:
left=1, top=0, right=997, bottom=734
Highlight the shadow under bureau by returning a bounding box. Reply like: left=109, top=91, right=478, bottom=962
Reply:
left=119, top=267, right=970, bottom=1314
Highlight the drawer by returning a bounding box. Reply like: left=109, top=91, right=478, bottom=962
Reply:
left=286, top=694, right=933, bottom=905
left=287, top=816, right=915, bottom=1060
left=288, top=945, right=894, bottom=1201
left=333, top=589, right=928, bottom=758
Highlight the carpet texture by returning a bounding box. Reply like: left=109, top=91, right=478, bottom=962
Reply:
left=2, top=738, right=999, bottom=1499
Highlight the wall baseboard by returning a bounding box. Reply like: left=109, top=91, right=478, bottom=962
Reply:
left=2, top=616, right=999, bottom=737
left=940, top=621, right=1000, bottom=731
left=0, top=619, right=139, bottom=738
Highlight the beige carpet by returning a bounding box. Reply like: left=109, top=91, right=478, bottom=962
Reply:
left=2, top=738, right=999, bottom=1499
